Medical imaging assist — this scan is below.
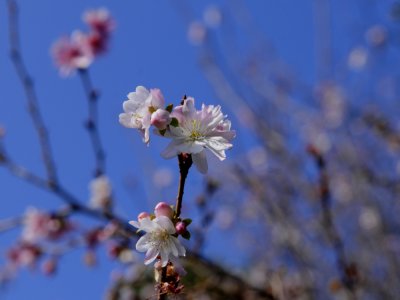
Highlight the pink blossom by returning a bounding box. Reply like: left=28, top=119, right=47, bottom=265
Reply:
left=22, top=207, right=70, bottom=242
left=8, top=243, right=42, bottom=268
left=83, top=8, right=115, bottom=36
left=51, top=31, right=93, bottom=76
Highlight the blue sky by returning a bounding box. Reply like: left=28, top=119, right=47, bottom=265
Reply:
left=0, top=0, right=328, bottom=299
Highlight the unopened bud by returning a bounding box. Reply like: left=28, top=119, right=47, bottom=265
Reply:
left=42, top=259, right=57, bottom=276
left=83, top=250, right=97, bottom=267
left=138, top=212, right=150, bottom=220
left=151, top=109, right=171, bottom=130
left=154, top=202, right=174, bottom=219
left=175, top=222, right=186, bottom=235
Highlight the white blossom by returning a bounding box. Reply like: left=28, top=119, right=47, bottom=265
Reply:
left=119, top=86, right=165, bottom=144
left=89, top=175, right=112, bottom=210
left=129, top=216, right=185, bottom=267
left=161, top=97, right=235, bottom=173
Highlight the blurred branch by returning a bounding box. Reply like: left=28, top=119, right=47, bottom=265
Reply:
left=308, top=146, right=357, bottom=297
left=0, top=216, right=23, bottom=233
left=0, top=144, right=133, bottom=235
left=6, top=0, right=58, bottom=184
left=313, top=0, right=334, bottom=80
left=78, top=69, right=106, bottom=177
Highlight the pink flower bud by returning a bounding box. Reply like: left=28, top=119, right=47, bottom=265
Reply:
left=150, top=88, right=165, bottom=108
left=42, top=259, right=57, bottom=276
left=138, top=212, right=150, bottom=220
left=154, top=202, right=174, bottom=219
left=151, top=109, right=171, bottom=130
left=175, top=222, right=186, bottom=235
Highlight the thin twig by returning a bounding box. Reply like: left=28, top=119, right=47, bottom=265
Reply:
left=0, top=149, right=133, bottom=235
left=7, top=0, right=58, bottom=184
left=78, top=68, right=106, bottom=177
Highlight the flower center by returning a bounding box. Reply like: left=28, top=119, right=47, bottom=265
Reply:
left=188, top=120, right=204, bottom=141
left=150, top=230, right=170, bottom=246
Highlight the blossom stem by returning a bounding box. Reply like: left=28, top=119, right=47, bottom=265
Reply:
left=158, top=153, right=192, bottom=300
left=175, top=153, right=193, bottom=218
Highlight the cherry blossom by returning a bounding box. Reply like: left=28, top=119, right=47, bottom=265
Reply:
left=22, top=207, right=69, bottom=243
left=119, top=86, right=166, bottom=144
left=161, top=97, right=235, bottom=173
left=89, top=175, right=113, bottom=210
left=129, top=216, right=186, bottom=267
left=83, top=8, right=115, bottom=36
left=51, top=31, right=93, bottom=76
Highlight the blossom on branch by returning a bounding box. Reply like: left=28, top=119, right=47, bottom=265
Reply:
left=83, top=8, right=115, bottom=37
left=89, top=175, right=113, bottom=210
left=22, top=207, right=69, bottom=243
left=129, top=216, right=186, bottom=267
left=51, top=8, right=114, bottom=76
left=51, top=31, right=93, bottom=76
left=161, top=97, right=235, bottom=173
left=119, top=86, right=166, bottom=144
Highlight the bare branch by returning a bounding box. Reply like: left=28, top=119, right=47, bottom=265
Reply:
left=6, top=0, right=58, bottom=184
left=78, top=68, right=106, bottom=177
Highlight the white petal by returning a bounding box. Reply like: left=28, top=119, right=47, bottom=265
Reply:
left=123, top=99, right=141, bottom=113
left=119, top=113, right=136, bottom=128
left=128, top=220, right=140, bottom=228
left=133, top=86, right=150, bottom=101
left=168, top=238, right=179, bottom=257
left=144, top=247, right=159, bottom=265
left=182, top=97, right=196, bottom=115
left=139, top=217, right=158, bottom=232
left=169, top=126, right=185, bottom=137
left=143, top=127, right=150, bottom=144
left=155, top=216, right=176, bottom=234
left=161, top=140, right=179, bottom=159
left=171, top=237, right=186, bottom=256
left=192, top=151, right=208, bottom=174
left=209, top=129, right=236, bottom=141
left=176, top=141, right=204, bottom=154
left=136, top=235, right=151, bottom=252
left=160, top=247, right=170, bottom=267
left=206, top=136, right=232, bottom=151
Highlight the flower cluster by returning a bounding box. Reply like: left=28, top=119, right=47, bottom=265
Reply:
left=22, top=207, right=71, bottom=243
left=119, top=86, right=235, bottom=173
left=51, top=8, right=115, bottom=76
left=129, top=202, right=190, bottom=268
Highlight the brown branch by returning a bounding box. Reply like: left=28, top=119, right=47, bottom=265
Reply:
left=0, top=146, right=133, bottom=236
left=158, top=153, right=193, bottom=300
left=78, top=68, right=106, bottom=177
left=7, top=0, right=58, bottom=184
left=175, top=153, right=193, bottom=218
left=308, top=146, right=357, bottom=297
